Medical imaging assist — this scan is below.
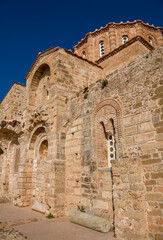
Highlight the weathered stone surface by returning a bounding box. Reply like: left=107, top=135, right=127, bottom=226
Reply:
left=69, top=210, right=110, bottom=232
left=0, top=21, right=163, bottom=240
left=32, top=202, right=46, bottom=213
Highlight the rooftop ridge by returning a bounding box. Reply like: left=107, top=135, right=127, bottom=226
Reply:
left=72, top=20, right=163, bottom=50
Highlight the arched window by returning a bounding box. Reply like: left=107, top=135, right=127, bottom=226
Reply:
left=82, top=51, right=86, bottom=58
left=122, top=35, right=128, bottom=44
left=99, top=41, right=104, bottom=57
left=93, top=99, right=122, bottom=170
left=148, top=37, right=153, bottom=45
left=97, top=119, right=116, bottom=168
left=39, top=139, right=48, bottom=159
left=29, top=64, right=50, bottom=107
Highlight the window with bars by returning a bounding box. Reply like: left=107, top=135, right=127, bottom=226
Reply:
left=99, top=41, right=104, bottom=57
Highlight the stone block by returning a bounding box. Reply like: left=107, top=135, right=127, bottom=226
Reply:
left=93, top=199, right=108, bottom=210
left=69, top=210, right=110, bottom=232
left=124, top=126, right=137, bottom=135
left=32, top=202, right=46, bottom=213
left=134, top=132, right=155, bottom=143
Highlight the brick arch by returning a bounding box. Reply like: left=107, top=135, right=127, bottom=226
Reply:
left=93, top=99, right=122, bottom=140
left=93, top=99, right=123, bottom=168
left=29, top=63, right=50, bottom=106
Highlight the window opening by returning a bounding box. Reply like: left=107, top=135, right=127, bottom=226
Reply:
left=122, top=35, right=128, bottom=44
left=99, top=41, right=104, bottom=57
left=39, top=140, right=48, bottom=159
left=99, top=119, right=116, bottom=168
left=148, top=37, right=153, bottom=45
left=82, top=51, right=86, bottom=58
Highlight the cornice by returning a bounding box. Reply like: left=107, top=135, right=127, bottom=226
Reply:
left=96, top=36, right=154, bottom=64
left=72, top=20, right=163, bottom=50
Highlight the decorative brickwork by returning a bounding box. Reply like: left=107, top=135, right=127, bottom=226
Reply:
left=93, top=99, right=122, bottom=168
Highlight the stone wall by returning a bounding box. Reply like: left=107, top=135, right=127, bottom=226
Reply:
left=0, top=32, right=162, bottom=239
left=65, top=46, right=163, bottom=239
left=98, top=40, right=150, bottom=76
left=0, top=83, right=25, bottom=122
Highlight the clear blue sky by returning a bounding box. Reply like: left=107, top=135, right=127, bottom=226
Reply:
left=0, top=0, right=163, bottom=102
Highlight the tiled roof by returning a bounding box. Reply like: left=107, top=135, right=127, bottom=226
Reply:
left=72, top=20, right=163, bottom=50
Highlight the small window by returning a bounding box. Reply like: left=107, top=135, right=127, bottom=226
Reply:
left=148, top=37, right=153, bottom=45
left=82, top=51, right=86, bottom=58
left=99, top=41, right=104, bottom=57
left=122, top=35, right=128, bottom=44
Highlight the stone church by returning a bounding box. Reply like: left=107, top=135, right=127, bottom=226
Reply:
left=0, top=20, right=163, bottom=239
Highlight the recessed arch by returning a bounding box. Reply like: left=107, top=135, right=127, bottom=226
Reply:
left=27, top=124, right=50, bottom=206
left=28, top=123, right=50, bottom=147
left=29, top=63, right=51, bottom=107
left=93, top=99, right=122, bottom=168
left=39, top=139, right=48, bottom=159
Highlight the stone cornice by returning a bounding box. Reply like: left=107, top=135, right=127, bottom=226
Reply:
left=72, top=20, right=163, bottom=50
left=95, top=36, right=154, bottom=64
